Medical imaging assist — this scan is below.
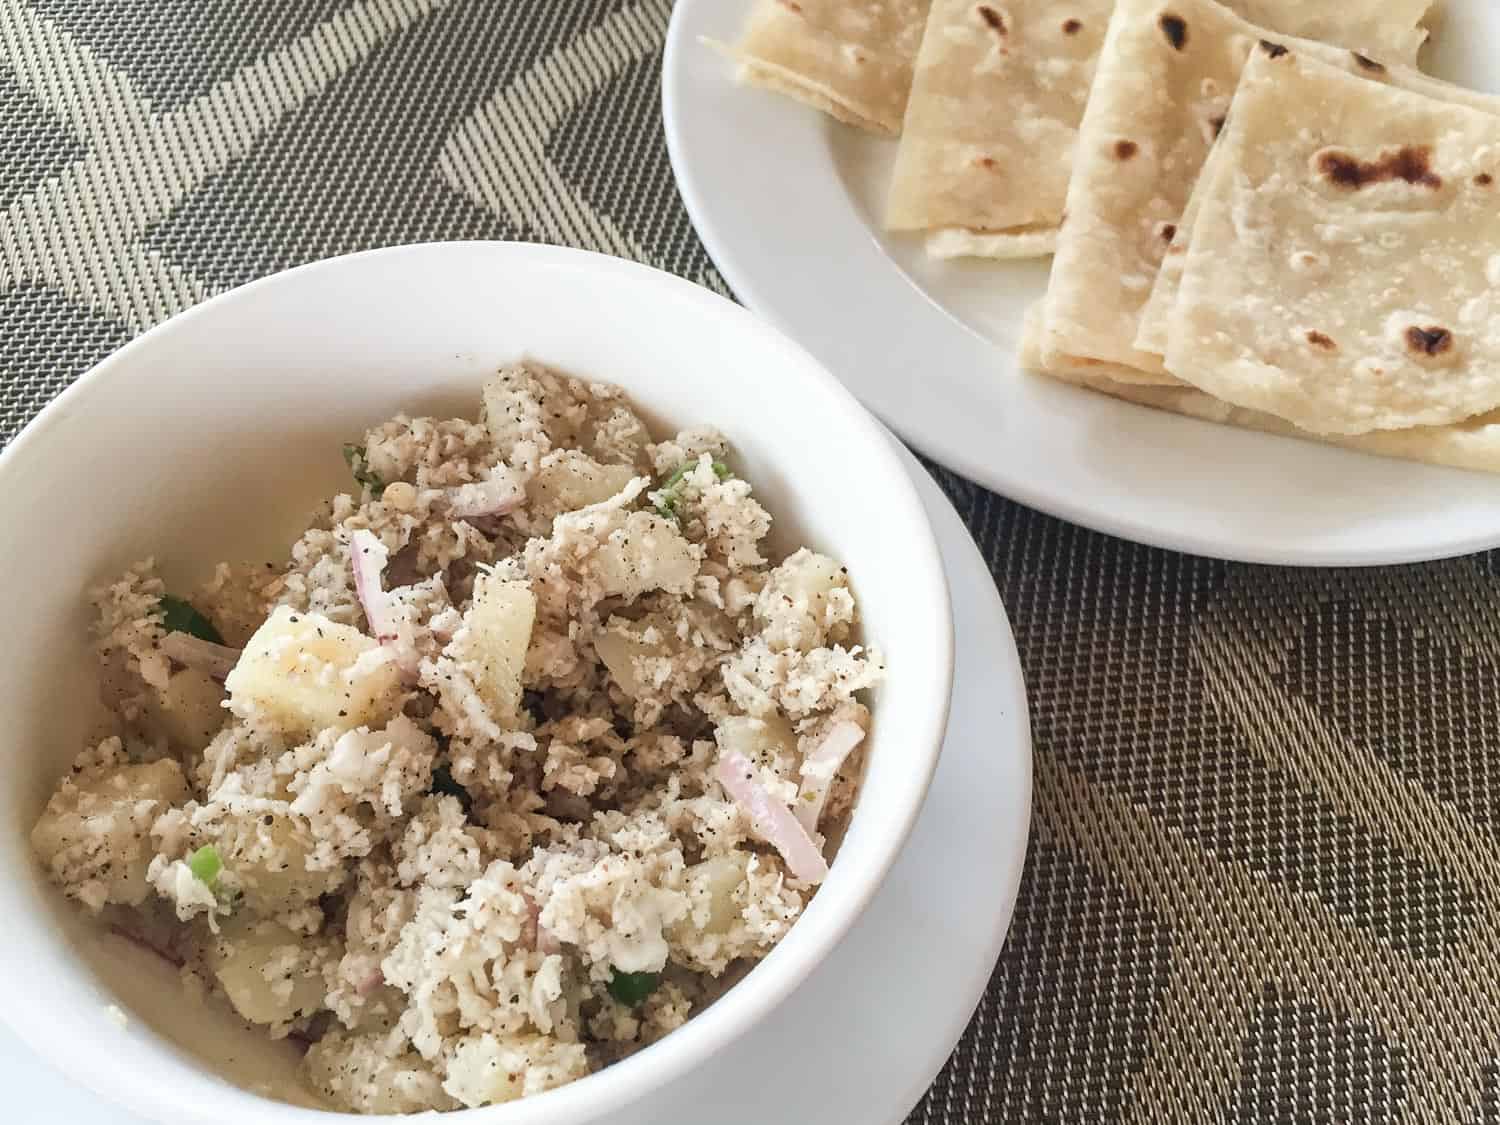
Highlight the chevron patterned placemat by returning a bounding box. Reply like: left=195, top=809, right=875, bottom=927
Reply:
left=2, top=2, right=1496, bottom=1121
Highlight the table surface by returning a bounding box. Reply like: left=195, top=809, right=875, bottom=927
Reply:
left=1, top=2, right=1496, bottom=1121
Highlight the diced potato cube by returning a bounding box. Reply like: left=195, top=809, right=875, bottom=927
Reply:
left=528, top=452, right=636, bottom=516
left=226, top=606, right=401, bottom=735
left=777, top=550, right=846, bottom=616
left=596, top=606, right=726, bottom=716
left=217, top=812, right=332, bottom=914
left=141, top=668, right=226, bottom=754
left=481, top=368, right=545, bottom=461
left=593, top=513, right=699, bottom=601
left=32, top=757, right=189, bottom=910
left=594, top=618, right=669, bottom=700
left=715, top=713, right=798, bottom=767
left=756, top=548, right=855, bottom=651
left=690, top=854, right=750, bottom=934
left=450, top=572, right=535, bottom=728
left=208, top=915, right=327, bottom=1026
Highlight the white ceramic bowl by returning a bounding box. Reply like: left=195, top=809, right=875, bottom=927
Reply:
left=0, top=243, right=953, bottom=1123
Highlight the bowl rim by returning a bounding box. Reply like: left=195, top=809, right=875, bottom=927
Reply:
left=0, top=241, right=955, bottom=1123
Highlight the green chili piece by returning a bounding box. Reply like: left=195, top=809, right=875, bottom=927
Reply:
left=342, top=442, right=386, bottom=497
left=653, top=460, right=731, bottom=520
left=187, top=845, right=222, bottom=886
left=606, top=969, right=660, bottom=1007
left=429, top=766, right=474, bottom=817
left=157, top=595, right=224, bottom=645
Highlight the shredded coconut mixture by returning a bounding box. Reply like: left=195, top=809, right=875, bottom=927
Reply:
left=30, top=363, right=882, bottom=1113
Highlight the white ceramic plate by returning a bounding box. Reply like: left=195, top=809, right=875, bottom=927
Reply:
left=663, top=0, right=1500, bottom=566
left=0, top=449, right=1031, bottom=1125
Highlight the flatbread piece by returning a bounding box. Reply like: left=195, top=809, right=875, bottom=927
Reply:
left=1139, top=45, right=1500, bottom=361
left=884, top=0, right=1110, bottom=258
left=1228, top=0, right=1430, bottom=62
left=1034, top=0, right=1428, bottom=383
left=887, top=0, right=1430, bottom=263
left=732, top=0, right=933, bottom=135
left=1019, top=304, right=1500, bottom=475
left=1163, top=51, right=1500, bottom=435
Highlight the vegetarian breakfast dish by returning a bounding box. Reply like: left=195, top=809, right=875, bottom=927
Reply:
left=29, top=363, right=882, bottom=1112
left=723, top=0, right=1500, bottom=473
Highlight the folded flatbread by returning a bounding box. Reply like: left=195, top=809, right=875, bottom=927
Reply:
left=732, top=0, right=933, bottom=135
left=1133, top=119, right=1233, bottom=358
left=1139, top=52, right=1500, bottom=360
left=1034, top=0, right=1428, bottom=381
left=1019, top=304, right=1500, bottom=474
left=1019, top=300, right=1150, bottom=383
left=1227, top=0, right=1430, bottom=62
left=884, top=0, right=1110, bottom=259
left=885, top=0, right=1430, bottom=262
left=1162, top=51, right=1500, bottom=435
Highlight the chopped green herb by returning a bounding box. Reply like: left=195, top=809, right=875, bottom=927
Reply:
left=157, top=595, right=224, bottom=645
left=653, top=460, right=731, bottom=520
left=187, top=845, right=222, bottom=886
left=430, top=766, right=474, bottom=817
left=342, top=442, right=386, bottom=497
left=606, top=969, right=660, bottom=1007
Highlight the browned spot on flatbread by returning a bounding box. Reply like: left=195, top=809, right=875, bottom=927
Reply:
left=1316, top=146, right=1442, bottom=190
left=1477, top=173, right=1494, bottom=187
left=973, top=156, right=998, bottom=170
left=1259, top=40, right=1288, bottom=58
left=1352, top=52, right=1386, bottom=72
left=1406, top=325, right=1453, bottom=356
left=1063, top=18, right=1083, bottom=34
left=1209, top=114, right=1226, bottom=138
left=978, top=5, right=1006, bottom=33
left=776, top=0, right=804, bottom=12
left=1160, top=223, right=1177, bottom=241
left=1305, top=331, right=1337, bottom=352
left=1159, top=13, right=1187, bottom=49
left=1114, top=140, right=1139, bottom=160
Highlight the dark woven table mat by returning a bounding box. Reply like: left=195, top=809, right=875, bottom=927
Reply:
left=2, top=2, right=1496, bottom=1120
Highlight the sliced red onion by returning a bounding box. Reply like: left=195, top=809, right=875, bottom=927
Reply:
left=717, top=750, right=829, bottom=884
left=351, top=530, right=421, bottom=678
left=523, top=893, right=562, bottom=955
left=159, top=631, right=241, bottom=681
left=794, top=721, right=866, bottom=834
left=538, top=923, right=561, bottom=955
left=350, top=529, right=398, bottom=642
left=445, top=471, right=526, bottom=519
left=520, top=894, right=539, bottom=950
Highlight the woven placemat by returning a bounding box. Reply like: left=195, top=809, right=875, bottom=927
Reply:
left=2, top=2, right=1496, bottom=1120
